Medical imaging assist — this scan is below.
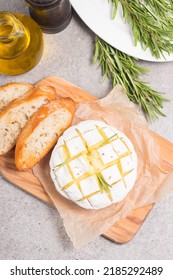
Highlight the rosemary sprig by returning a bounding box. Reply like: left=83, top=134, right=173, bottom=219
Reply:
left=109, top=0, right=119, bottom=18
left=110, top=0, right=173, bottom=58
left=54, top=156, right=70, bottom=172
left=144, top=0, right=173, bottom=17
left=96, top=173, right=112, bottom=193
left=101, top=133, right=118, bottom=145
left=94, top=37, right=169, bottom=121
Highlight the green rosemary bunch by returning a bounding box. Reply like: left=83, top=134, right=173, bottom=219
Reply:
left=110, top=0, right=173, bottom=58
left=94, top=37, right=169, bottom=121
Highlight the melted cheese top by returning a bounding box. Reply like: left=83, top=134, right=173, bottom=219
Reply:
left=50, top=120, right=138, bottom=209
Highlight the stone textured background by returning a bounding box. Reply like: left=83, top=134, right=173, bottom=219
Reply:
left=0, top=0, right=173, bottom=259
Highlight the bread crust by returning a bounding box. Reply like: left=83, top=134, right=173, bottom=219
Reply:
left=0, top=82, right=33, bottom=111
left=0, top=86, right=57, bottom=155
left=0, top=86, right=56, bottom=119
left=15, top=98, right=75, bottom=170
left=0, top=82, right=32, bottom=89
left=0, top=82, right=33, bottom=94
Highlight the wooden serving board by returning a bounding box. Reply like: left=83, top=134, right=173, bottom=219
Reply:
left=0, top=77, right=153, bottom=244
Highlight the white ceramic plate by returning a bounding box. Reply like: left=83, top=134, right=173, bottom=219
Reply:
left=70, top=0, right=173, bottom=62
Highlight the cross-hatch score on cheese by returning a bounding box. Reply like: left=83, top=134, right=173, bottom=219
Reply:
left=50, top=120, right=138, bottom=210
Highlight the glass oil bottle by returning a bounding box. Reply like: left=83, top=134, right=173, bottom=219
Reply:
left=0, top=11, right=43, bottom=75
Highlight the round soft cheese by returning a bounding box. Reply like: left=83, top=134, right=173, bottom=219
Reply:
left=50, top=120, right=138, bottom=209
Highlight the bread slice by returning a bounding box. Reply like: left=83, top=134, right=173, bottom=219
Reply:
left=0, top=82, right=33, bottom=112
left=15, top=98, right=75, bottom=170
left=0, top=86, right=56, bottom=155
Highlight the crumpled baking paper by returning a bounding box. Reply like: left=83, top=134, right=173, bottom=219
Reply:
left=33, top=78, right=173, bottom=248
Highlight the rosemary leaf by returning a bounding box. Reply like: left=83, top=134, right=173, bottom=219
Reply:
left=101, top=133, right=118, bottom=145
left=110, top=0, right=119, bottom=18
left=54, top=156, right=70, bottom=172
left=96, top=173, right=112, bottom=193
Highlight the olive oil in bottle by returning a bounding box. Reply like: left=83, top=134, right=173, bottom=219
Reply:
left=0, top=12, right=43, bottom=75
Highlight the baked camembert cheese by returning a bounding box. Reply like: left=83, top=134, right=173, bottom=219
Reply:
left=50, top=120, right=138, bottom=209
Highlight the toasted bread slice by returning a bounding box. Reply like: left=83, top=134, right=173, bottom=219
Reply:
left=0, top=86, right=56, bottom=155
left=15, top=98, right=75, bottom=170
left=0, top=82, right=33, bottom=112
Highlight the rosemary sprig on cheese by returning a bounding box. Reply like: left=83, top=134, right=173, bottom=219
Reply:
left=94, top=37, right=169, bottom=121
left=54, top=156, right=70, bottom=172
left=101, top=133, right=118, bottom=145
left=96, top=173, right=112, bottom=193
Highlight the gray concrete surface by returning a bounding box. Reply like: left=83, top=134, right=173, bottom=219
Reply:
left=0, top=0, right=173, bottom=260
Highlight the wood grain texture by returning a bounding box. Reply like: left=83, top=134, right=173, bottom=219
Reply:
left=103, top=204, right=153, bottom=243
left=0, top=77, right=153, bottom=244
left=0, top=150, right=53, bottom=206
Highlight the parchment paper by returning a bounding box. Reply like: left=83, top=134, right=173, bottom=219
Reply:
left=33, top=81, right=173, bottom=248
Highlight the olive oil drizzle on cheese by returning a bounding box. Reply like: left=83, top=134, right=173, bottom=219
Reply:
left=54, top=126, right=134, bottom=203
left=117, top=136, right=134, bottom=189
left=78, top=190, right=101, bottom=202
